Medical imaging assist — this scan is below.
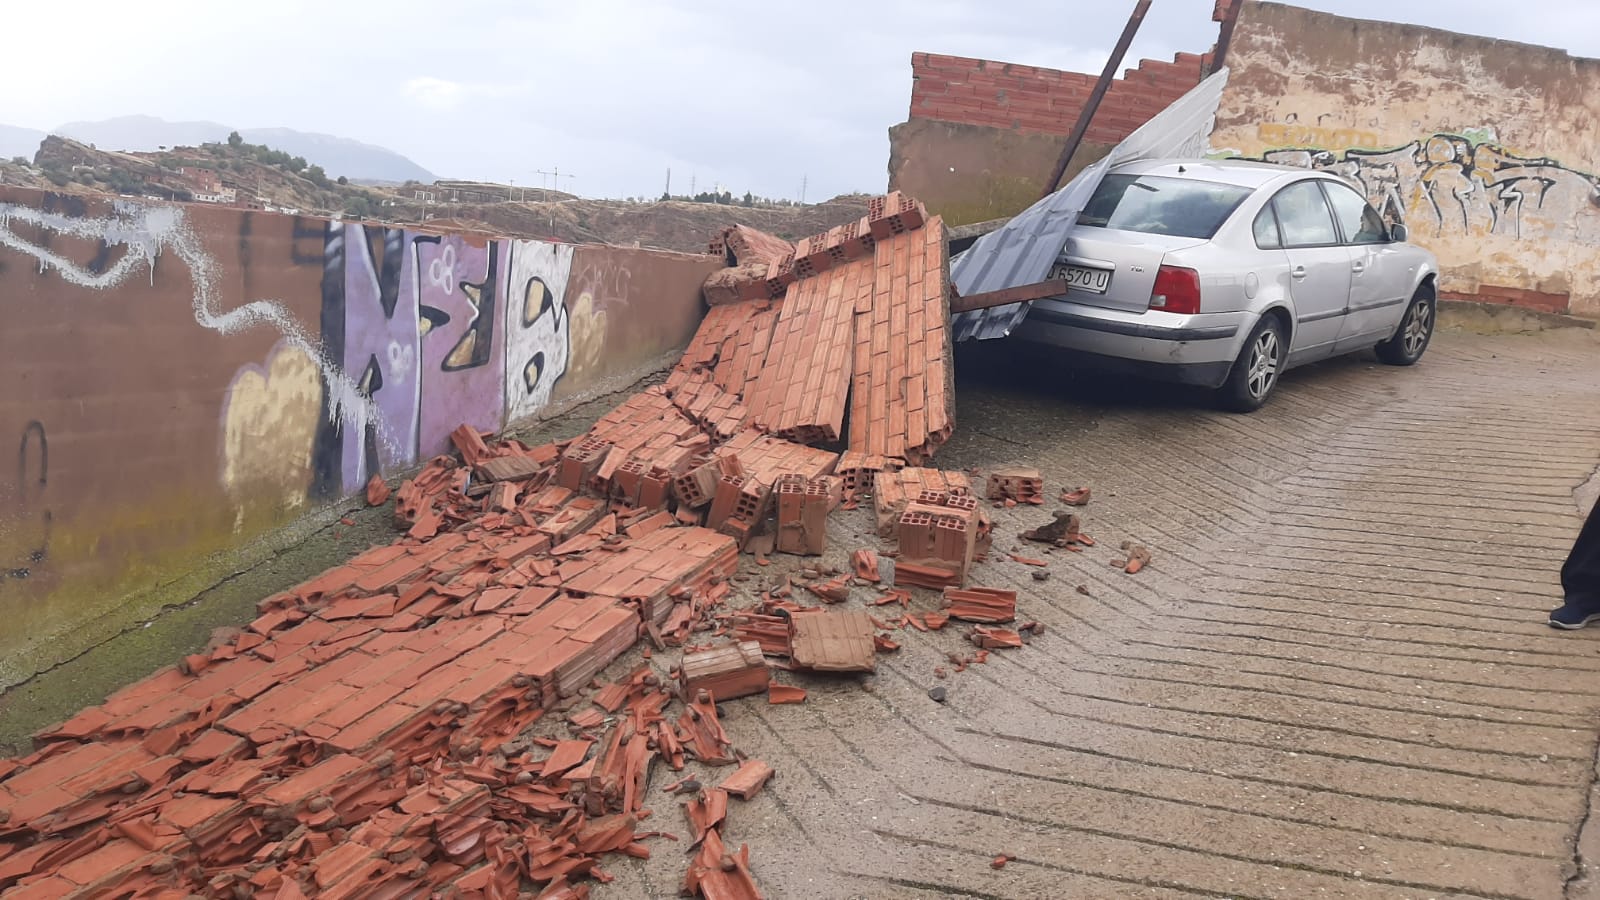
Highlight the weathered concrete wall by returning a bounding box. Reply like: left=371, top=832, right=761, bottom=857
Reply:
left=888, top=44, right=1220, bottom=226
left=1212, top=1, right=1600, bottom=318
left=0, top=187, right=718, bottom=689
left=887, top=117, right=1115, bottom=227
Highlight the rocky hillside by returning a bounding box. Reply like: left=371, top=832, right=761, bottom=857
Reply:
left=0, top=137, right=871, bottom=255
left=409, top=195, right=873, bottom=253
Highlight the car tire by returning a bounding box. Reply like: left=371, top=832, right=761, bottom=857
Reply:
left=1375, top=285, right=1435, bottom=366
left=1217, top=315, right=1286, bottom=413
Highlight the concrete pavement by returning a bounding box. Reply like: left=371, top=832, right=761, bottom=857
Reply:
left=610, top=325, right=1600, bottom=899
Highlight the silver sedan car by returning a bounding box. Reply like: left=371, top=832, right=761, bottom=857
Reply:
left=1017, top=158, right=1440, bottom=411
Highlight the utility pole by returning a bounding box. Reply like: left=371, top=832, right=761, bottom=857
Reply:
left=690, top=175, right=696, bottom=198
left=799, top=174, right=807, bottom=205
left=664, top=167, right=671, bottom=200
left=535, top=167, right=576, bottom=199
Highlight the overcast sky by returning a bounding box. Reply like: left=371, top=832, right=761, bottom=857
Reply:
left=5, top=1, right=1598, bottom=201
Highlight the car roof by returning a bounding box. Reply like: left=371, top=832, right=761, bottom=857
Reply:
left=1106, top=157, right=1319, bottom=189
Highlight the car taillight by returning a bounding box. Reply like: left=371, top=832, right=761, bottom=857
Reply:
left=1149, top=265, right=1201, bottom=315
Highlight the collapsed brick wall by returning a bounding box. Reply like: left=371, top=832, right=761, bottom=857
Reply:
left=0, top=186, right=718, bottom=694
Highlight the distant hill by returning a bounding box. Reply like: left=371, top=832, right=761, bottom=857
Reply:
left=237, top=128, right=434, bottom=185
left=46, top=115, right=435, bottom=184
left=0, top=124, right=47, bottom=161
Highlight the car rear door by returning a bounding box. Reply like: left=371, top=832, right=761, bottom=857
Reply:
left=1269, top=179, right=1350, bottom=362
left=1322, top=180, right=1413, bottom=351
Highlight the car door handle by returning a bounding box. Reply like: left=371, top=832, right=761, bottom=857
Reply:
left=1351, top=261, right=1365, bottom=274
left=1290, top=266, right=1307, bottom=280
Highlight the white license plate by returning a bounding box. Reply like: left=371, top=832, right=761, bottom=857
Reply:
left=1051, top=263, right=1111, bottom=294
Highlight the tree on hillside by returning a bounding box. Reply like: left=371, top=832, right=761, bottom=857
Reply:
left=227, top=131, right=243, bottom=148
left=336, top=175, right=348, bottom=185
left=306, top=164, right=330, bottom=188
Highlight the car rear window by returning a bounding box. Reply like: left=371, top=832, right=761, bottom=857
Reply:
left=1077, top=173, right=1253, bottom=239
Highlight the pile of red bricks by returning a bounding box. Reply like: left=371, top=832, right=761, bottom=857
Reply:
left=894, top=490, right=984, bottom=588
left=0, top=191, right=974, bottom=899
left=684, top=192, right=954, bottom=464
left=872, top=467, right=974, bottom=536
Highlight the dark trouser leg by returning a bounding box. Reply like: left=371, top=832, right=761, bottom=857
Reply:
left=1562, top=501, right=1600, bottom=606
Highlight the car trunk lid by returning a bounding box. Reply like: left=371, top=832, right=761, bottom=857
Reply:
left=1051, top=230, right=1210, bottom=313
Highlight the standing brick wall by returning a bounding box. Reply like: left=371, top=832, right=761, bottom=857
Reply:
left=907, top=51, right=1211, bottom=144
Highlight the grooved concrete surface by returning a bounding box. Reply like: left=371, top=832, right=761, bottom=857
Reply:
left=613, top=328, right=1600, bottom=899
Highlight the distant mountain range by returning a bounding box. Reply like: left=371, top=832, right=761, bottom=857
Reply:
left=0, top=115, right=435, bottom=184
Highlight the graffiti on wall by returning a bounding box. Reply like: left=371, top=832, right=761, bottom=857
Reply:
left=309, top=227, right=576, bottom=500
left=220, top=341, right=322, bottom=530
left=505, top=241, right=575, bottom=423
left=1243, top=128, right=1600, bottom=243
left=1, top=421, right=51, bottom=582
left=0, top=200, right=577, bottom=525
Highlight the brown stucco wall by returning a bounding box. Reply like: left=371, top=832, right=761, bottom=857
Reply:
left=0, top=187, right=718, bottom=689
left=1211, top=1, right=1600, bottom=318
left=887, top=117, right=1116, bottom=226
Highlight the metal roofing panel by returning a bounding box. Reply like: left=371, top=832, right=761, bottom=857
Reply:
left=949, top=67, right=1231, bottom=342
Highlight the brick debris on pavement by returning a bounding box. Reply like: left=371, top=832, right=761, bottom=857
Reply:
left=0, top=193, right=1103, bottom=899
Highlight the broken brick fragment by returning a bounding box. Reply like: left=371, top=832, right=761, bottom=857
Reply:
left=986, top=466, right=1044, bottom=504
left=1120, top=541, right=1153, bottom=574
left=970, top=626, right=1025, bottom=650
left=365, top=474, right=391, bottom=506
left=680, top=642, right=769, bottom=703
left=766, top=683, right=806, bottom=704
left=1060, top=487, right=1091, bottom=506
left=789, top=609, right=876, bottom=673
left=805, top=574, right=851, bottom=604
left=942, top=587, right=1017, bottom=624
left=718, top=760, right=775, bottom=800
left=851, top=548, right=882, bottom=582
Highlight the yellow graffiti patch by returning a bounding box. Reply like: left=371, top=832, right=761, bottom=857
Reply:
left=221, top=343, right=322, bottom=530
left=567, top=292, right=609, bottom=379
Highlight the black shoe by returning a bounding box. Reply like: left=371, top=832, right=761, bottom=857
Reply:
left=1549, top=598, right=1600, bottom=630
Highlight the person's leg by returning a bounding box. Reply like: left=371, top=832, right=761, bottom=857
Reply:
left=1551, top=502, right=1600, bottom=629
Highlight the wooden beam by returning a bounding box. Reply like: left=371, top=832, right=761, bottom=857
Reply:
left=948, top=279, right=1069, bottom=314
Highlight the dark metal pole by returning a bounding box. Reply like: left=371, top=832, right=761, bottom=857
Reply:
left=1206, top=0, right=1242, bottom=78
left=1040, top=0, right=1152, bottom=199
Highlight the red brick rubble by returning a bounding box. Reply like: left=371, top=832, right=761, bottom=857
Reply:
left=0, top=193, right=997, bottom=900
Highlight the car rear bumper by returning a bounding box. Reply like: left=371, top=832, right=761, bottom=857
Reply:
left=1015, top=299, right=1248, bottom=388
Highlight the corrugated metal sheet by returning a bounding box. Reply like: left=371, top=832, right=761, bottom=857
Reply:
left=950, top=68, right=1231, bottom=342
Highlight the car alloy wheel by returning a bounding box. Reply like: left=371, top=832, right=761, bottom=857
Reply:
left=1402, top=298, right=1431, bottom=357
left=1246, top=328, right=1280, bottom=400
left=1376, top=286, right=1434, bottom=367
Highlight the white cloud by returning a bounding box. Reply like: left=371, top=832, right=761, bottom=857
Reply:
left=403, top=78, right=468, bottom=112
left=6, top=0, right=1600, bottom=202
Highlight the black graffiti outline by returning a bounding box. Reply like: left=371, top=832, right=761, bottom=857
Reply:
left=521, top=275, right=559, bottom=395
left=7, top=421, right=52, bottom=581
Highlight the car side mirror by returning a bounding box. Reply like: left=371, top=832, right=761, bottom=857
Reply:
left=1389, top=223, right=1408, bottom=243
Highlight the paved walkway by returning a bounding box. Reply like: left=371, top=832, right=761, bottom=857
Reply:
left=616, top=326, right=1600, bottom=899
